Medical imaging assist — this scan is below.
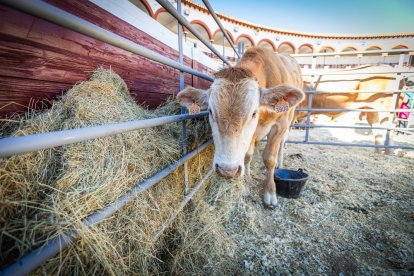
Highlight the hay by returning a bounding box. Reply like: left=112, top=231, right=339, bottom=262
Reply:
left=0, top=68, right=211, bottom=274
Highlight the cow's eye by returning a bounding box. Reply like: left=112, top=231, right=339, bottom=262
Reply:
left=208, top=109, right=215, bottom=121
left=252, top=111, right=258, bottom=118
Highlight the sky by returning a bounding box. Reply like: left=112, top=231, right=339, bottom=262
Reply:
left=193, top=0, right=414, bottom=35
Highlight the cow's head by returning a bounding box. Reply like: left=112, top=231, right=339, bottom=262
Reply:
left=177, top=67, right=304, bottom=178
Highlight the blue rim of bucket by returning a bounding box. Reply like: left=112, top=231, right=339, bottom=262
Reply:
left=274, top=168, right=309, bottom=182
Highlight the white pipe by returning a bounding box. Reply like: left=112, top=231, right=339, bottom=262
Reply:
left=0, top=112, right=208, bottom=158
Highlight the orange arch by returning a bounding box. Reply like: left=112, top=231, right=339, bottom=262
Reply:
left=212, top=29, right=235, bottom=44
left=365, top=45, right=382, bottom=51
left=154, top=8, right=185, bottom=33
left=319, top=46, right=336, bottom=53
left=278, top=41, right=296, bottom=53
left=392, top=44, right=409, bottom=49
left=190, top=19, right=212, bottom=40
left=235, top=34, right=255, bottom=46
left=298, top=43, right=314, bottom=53
left=139, top=0, right=154, bottom=18
left=341, top=46, right=357, bottom=52
left=257, top=38, right=276, bottom=51
left=154, top=8, right=167, bottom=19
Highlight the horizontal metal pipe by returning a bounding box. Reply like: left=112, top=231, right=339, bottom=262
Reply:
left=291, top=123, right=414, bottom=131
left=0, top=0, right=214, bottom=81
left=1, top=139, right=213, bottom=276
left=304, top=89, right=414, bottom=94
left=152, top=168, right=214, bottom=241
left=155, top=0, right=229, bottom=65
left=286, top=140, right=414, bottom=150
left=293, top=48, right=412, bottom=58
left=201, top=0, right=240, bottom=59
left=0, top=112, right=208, bottom=158
left=295, top=108, right=412, bottom=113
left=302, top=70, right=413, bottom=76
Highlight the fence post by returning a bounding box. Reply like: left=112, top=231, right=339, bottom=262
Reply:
left=177, top=0, right=189, bottom=194
left=384, top=52, right=405, bottom=149
left=222, top=31, right=225, bottom=66
left=304, top=56, right=316, bottom=142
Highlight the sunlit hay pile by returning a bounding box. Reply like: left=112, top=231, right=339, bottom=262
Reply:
left=167, top=175, right=249, bottom=274
left=0, top=68, right=211, bottom=274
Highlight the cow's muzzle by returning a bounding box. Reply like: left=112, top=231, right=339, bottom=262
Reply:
left=215, top=163, right=241, bottom=178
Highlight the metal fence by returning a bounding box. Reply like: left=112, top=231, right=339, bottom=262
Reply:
left=0, top=0, right=238, bottom=274
left=289, top=49, right=414, bottom=150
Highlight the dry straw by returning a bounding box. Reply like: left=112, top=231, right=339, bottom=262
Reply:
left=0, top=68, right=225, bottom=274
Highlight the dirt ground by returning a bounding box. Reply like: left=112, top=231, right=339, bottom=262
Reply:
left=225, top=128, right=414, bottom=274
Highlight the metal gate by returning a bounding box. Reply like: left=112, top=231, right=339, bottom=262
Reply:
left=290, top=49, right=414, bottom=150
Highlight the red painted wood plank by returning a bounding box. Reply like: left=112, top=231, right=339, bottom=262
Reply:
left=0, top=2, right=214, bottom=118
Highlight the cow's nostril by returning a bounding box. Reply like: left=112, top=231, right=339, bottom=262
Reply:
left=216, top=164, right=239, bottom=178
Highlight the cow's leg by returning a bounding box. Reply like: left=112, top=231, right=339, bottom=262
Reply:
left=276, top=130, right=289, bottom=169
left=366, top=111, right=383, bottom=153
left=381, top=115, right=394, bottom=155
left=244, top=138, right=256, bottom=178
left=262, top=126, right=286, bottom=209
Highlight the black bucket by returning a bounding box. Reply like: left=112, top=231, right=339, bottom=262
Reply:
left=274, top=168, right=309, bottom=199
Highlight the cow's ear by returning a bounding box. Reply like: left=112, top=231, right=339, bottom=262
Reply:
left=176, top=87, right=209, bottom=114
left=260, top=84, right=305, bottom=112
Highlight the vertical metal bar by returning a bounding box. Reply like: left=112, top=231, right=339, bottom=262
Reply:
left=177, top=0, right=189, bottom=195
left=384, top=53, right=405, bottom=147
left=304, top=56, right=316, bottom=142
left=156, top=0, right=230, bottom=65
left=222, top=31, right=225, bottom=67
left=201, top=0, right=240, bottom=59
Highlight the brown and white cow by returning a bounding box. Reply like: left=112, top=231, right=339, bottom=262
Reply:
left=177, top=47, right=304, bottom=208
left=295, top=65, right=410, bottom=154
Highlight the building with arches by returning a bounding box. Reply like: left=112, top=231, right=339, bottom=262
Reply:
left=131, top=0, right=413, bottom=65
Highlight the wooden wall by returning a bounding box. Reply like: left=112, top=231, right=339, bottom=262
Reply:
left=0, top=0, right=214, bottom=118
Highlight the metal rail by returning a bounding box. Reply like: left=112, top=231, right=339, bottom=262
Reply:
left=201, top=0, right=240, bottom=59
left=304, top=89, right=414, bottom=94
left=152, top=168, right=214, bottom=241
left=293, top=48, right=413, bottom=58
left=0, top=0, right=214, bottom=81
left=0, top=112, right=208, bottom=158
left=155, top=0, right=230, bottom=65
left=296, top=108, right=411, bottom=113
left=292, top=123, right=414, bottom=131
left=0, top=140, right=213, bottom=276
left=286, top=140, right=414, bottom=150
left=302, top=70, right=413, bottom=76
left=177, top=0, right=190, bottom=195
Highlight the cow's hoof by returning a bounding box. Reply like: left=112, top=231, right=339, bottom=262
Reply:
left=384, top=149, right=394, bottom=155
left=263, top=191, right=278, bottom=209
left=263, top=202, right=276, bottom=209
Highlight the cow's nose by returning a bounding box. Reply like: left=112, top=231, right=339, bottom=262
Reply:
left=215, top=164, right=239, bottom=178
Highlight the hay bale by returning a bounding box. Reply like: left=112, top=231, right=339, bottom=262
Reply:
left=0, top=68, right=211, bottom=274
